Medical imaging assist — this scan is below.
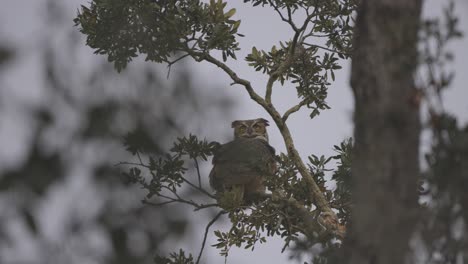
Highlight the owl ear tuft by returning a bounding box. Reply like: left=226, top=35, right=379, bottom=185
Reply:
left=231, top=120, right=241, bottom=128
left=256, top=118, right=269, bottom=126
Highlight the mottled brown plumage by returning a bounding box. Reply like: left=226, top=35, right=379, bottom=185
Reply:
left=209, top=118, right=276, bottom=202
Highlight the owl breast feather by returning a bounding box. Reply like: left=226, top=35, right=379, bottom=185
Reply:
left=210, top=138, right=275, bottom=189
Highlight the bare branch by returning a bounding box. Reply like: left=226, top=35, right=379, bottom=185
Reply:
left=269, top=1, right=299, bottom=32
left=193, top=158, right=202, bottom=188
left=196, top=211, right=226, bottom=264
left=143, top=199, right=218, bottom=211
left=142, top=199, right=177, bottom=207
left=136, top=151, right=144, bottom=165
left=166, top=53, right=191, bottom=78
left=181, top=176, right=216, bottom=199
left=115, top=161, right=150, bottom=168
left=188, top=50, right=268, bottom=108
left=282, top=99, right=310, bottom=122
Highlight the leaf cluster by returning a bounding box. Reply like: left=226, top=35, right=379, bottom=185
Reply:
left=212, top=139, right=353, bottom=259
left=243, top=0, right=356, bottom=118
left=154, top=249, right=194, bottom=264
left=419, top=114, right=468, bottom=264
left=418, top=0, right=463, bottom=104
left=121, top=133, right=353, bottom=262
left=74, top=0, right=242, bottom=71
left=121, top=133, right=218, bottom=200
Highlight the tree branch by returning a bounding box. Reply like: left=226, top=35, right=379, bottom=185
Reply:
left=196, top=211, right=226, bottom=264
left=193, top=158, right=202, bottom=188
left=181, top=175, right=216, bottom=199
left=189, top=50, right=267, bottom=108
left=269, top=1, right=299, bottom=32
left=143, top=198, right=218, bottom=212
left=282, top=99, right=310, bottom=122
left=186, top=49, right=339, bottom=235
left=260, top=192, right=344, bottom=239
left=265, top=9, right=316, bottom=104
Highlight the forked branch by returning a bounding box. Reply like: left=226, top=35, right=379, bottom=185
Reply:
left=189, top=50, right=340, bottom=234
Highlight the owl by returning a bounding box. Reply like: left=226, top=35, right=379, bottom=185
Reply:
left=209, top=118, right=276, bottom=203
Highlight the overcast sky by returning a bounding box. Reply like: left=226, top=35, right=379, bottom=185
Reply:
left=1, top=1, right=467, bottom=264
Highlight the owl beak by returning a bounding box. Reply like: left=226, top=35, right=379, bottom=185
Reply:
left=247, top=127, right=253, bottom=135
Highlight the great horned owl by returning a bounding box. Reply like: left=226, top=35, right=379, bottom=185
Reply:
left=209, top=118, right=276, bottom=203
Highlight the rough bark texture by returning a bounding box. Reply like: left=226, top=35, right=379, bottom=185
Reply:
left=340, top=0, right=423, bottom=263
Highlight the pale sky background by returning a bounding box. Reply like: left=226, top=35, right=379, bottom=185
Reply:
left=0, top=1, right=467, bottom=264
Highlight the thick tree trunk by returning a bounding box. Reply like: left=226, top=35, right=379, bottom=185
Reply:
left=341, top=0, right=423, bottom=263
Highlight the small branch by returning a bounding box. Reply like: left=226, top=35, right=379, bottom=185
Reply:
left=143, top=200, right=177, bottom=207
left=196, top=211, right=226, bottom=264
left=144, top=197, right=218, bottom=211
left=141, top=200, right=177, bottom=206
left=166, top=53, right=191, bottom=79
left=161, top=186, right=183, bottom=200
left=266, top=8, right=316, bottom=103
left=181, top=176, right=216, bottom=199
left=286, top=6, right=294, bottom=29
left=193, top=158, right=202, bottom=188
left=115, top=161, right=150, bottom=168
left=269, top=1, right=299, bottom=32
left=136, top=151, right=144, bottom=165
left=282, top=99, right=310, bottom=122
left=189, top=50, right=268, bottom=108
left=303, top=42, right=350, bottom=57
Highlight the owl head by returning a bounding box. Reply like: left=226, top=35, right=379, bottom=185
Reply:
left=232, top=118, right=270, bottom=142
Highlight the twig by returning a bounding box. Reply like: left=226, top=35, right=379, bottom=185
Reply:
left=193, top=158, right=202, bottom=188
left=167, top=53, right=190, bottom=67
left=114, top=161, right=150, bottom=168
left=196, top=211, right=226, bottom=264
left=269, top=0, right=299, bottom=32
left=189, top=50, right=268, bottom=109
left=265, top=7, right=316, bottom=104
left=181, top=176, right=216, bottom=199
left=142, top=199, right=177, bottom=207
left=166, top=53, right=190, bottom=79
left=136, top=151, right=144, bottom=165
left=303, top=42, right=350, bottom=57
left=145, top=195, right=218, bottom=211
left=283, top=99, right=311, bottom=122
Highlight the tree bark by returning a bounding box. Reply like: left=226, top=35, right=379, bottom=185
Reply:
left=340, top=0, right=423, bottom=263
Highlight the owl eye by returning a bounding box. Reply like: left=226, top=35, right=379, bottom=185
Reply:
left=253, top=124, right=262, bottom=132
left=239, top=126, right=247, bottom=132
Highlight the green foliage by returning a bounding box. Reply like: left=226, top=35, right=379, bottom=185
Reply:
left=122, top=134, right=217, bottom=199
left=418, top=114, right=468, bottom=263
left=407, top=1, right=466, bottom=263
left=330, top=139, right=352, bottom=224
left=74, top=0, right=242, bottom=71
left=121, top=133, right=353, bottom=262
left=418, top=0, right=463, bottom=100
left=267, top=153, right=311, bottom=205
left=244, top=0, right=356, bottom=118
left=170, top=134, right=219, bottom=160
left=75, top=0, right=357, bottom=118
left=154, top=249, right=194, bottom=264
